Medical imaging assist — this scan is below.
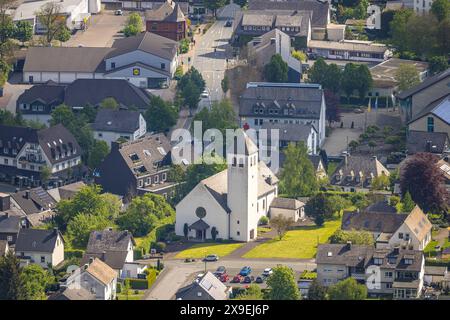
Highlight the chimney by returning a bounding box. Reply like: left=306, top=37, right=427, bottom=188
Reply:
left=0, top=193, right=10, bottom=211
left=346, top=241, right=352, bottom=250
left=266, top=175, right=273, bottom=185
left=124, top=230, right=129, bottom=236
left=270, top=37, right=276, bottom=45
left=372, top=155, right=377, bottom=161
left=102, top=251, right=106, bottom=261
left=88, top=257, right=94, bottom=265
left=25, top=190, right=30, bottom=199
left=53, top=227, right=58, bottom=235
left=393, top=246, right=400, bottom=255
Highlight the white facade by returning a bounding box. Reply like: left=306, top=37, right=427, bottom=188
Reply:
left=66, top=267, right=117, bottom=300
left=270, top=206, right=305, bottom=222
left=94, top=114, right=147, bottom=147
left=121, top=262, right=148, bottom=279
left=414, top=0, right=433, bottom=15
left=17, top=234, right=64, bottom=268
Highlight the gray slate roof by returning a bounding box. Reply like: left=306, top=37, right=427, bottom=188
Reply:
left=15, top=228, right=62, bottom=253
left=92, top=109, right=142, bottom=134
left=406, top=130, right=449, bottom=154
left=11, top=187, right=57, bottom=215
left=17, top=81, right=65, bottom=105
left=85, top=229, right=134, bottom=253
left=260, top=122, right=316, bottom=142
left=397, top=67, right=450, bottom=100
left=341, top=210, right=406, bottom=234
left=145, top=2, right=185, bottom=22
left=48, top=287, right=96, bottom=300
left=0, top=214, right=21, bottom=234
left=176, top=271, right=229, bottom=300
left=270, top=197, right=304, bottom=210
left=366, top=201, right=397, bottom=213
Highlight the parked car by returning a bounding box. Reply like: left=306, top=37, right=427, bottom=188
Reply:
left=214, top=266, right=226, bottom=276
left=115, top=9, right=123, bottom=15
left=219, top=273, right=230, bottom=282
left=225, top=20, right=232, bottom=27
left=307, top=52, right=318, bottom=59
left=231, top=275, right=243, bottom=283
left=255, top=276, right=264, bottom=283
left=203, top=254, right=219, bottom=262
left=262, top=268, right=273, bottom=277
left=243, top=276, right=254, bottom=283
left=354, top=108, right=364, bottom=114
left=201, top=90, right=209, bottom=98
left=239, top=266, right=252, bottom=276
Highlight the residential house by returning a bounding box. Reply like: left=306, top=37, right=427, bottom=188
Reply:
left=65, top=258, right=117, bottom=300
left=12, top=0, right=100, bottom=34
left=81, top=228, right=136, bottom=278
left=414, top=0, right=434, bottom=15
left=95, top=133, right=175, bottom=197
left=145, top=1, right=187, bottom=41
left=308, top=154, right=327, bottom=180
left=0, top=213, right=22, bottom=245
left=15, top=228, right=65, bottom=268
left=330, top=155, right=390, bottom=192
left=407, top=94, right=450, bottom=138
left=316, top=243, right=425, bottom=299
left=0, top=124, right=83, bottom=188
left=369, top=58, right=429, bottom=100
left=397, top=68, right=450, bottom=123
left=0, top=240, right=9, bottom=257
left=247, top=28, right=302, bottom=82
left=92, top=109, right=147, bottom=147
left=239, top=82, right=327, bottom=147
left=117, top=0, right=190, bottom=14
left=406, top=130, right=450, bottom=155
left=307, top=40, right=392, bottom=63
left=424, top=266, right=448, bottom=287
left=342, top=204, right=432, bottom=250
left=17, top=79, right=153, bottom=125
left=325, top=24, right=346, bottom=41
left=23, top=32, right=179, bottom=88
left=269, top=197, right=305, bottom=222
left=176, top=271, right=232, bottom=300
left=175, top=132, right=285, bottom=242
left=245, top=0, right=330, bottom=40
left=48, top=287, right=96, bottom=300
left=47, top=181, right=87, bottom=202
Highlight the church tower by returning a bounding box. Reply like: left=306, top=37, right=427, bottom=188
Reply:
left=226, top=131, right=259, bottom=242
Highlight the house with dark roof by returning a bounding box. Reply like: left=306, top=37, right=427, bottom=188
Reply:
left=0, top=124, right=84, bottom=188
left=0, top=213, right=22, bottom=245
left=407, top=94, right=450, bottom=139
left=239, top=82, right=326, bottom=147
left=406, top=130, right=450, bottom=155
left=48, top=287, right=96, bottom=300
left=15, top=228, right=64, bottom=268
left=65, top=257, right=117, bottom=300
left=176, top=271, right=232, bottom=300
left=118, top=0, right=190, bottom=15
left=397, top=68, right=450, bottom=123
left=23, top=32, right=179, bottom=88
left=308, top=154, right=327, bottom=180
left=95, top=133, right=176, bottom=197
left=316, top=242, right=425, bottom=299
left=145, top=2, right=187, bottom=41
left=17, top=79, right=153, bottom=125
left=330, top=155, right=390, bottom=192
left=92, top=109, right=147, bottom=147
left=342, top=204, right=432, bottom=250
left=81, top=228, right=136, bottom=278
left=47, top=181, right=86, bottom=202
left=269, top=197, right=305, bottom=222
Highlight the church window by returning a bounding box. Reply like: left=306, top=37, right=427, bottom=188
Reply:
left=263, top=199, right=265, bottom=209
left=237, top=220, right=240, bottom=224
left=257, top=203, right=259, bottom=211
left=238, top=158, right=244, bottom=168
left=195, top=207, right=207, bottom=219
left=237, top=231, right=240, bottom=236
left=232, top=157, right=237, bottom=166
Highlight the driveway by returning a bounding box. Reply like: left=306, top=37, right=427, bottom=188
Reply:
left=0, top=73, right=32, bottom=114
left=65, top=11, right=127, bottom=48
left=143, top=258, right=316, bottom=300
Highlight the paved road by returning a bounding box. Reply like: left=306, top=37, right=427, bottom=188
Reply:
left=192, top=4, right=240, bottom=105
left=143, top=258, right=316, bottom=300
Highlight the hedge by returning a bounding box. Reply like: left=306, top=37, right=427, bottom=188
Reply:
left=425, top=258, right=450, bottom=268
left=136, top=216, right=175, bottom=254
left=64, top=249, right=84, bottom=259
left=125, top=268, right=159, bottom=290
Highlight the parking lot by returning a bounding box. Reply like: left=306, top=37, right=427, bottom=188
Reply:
left=65, top=10, right=127, bottom=48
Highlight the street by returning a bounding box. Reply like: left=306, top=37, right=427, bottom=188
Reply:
left=143, top=258, right=316, bottom=300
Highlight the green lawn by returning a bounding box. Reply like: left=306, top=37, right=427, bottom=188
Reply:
left=175, top=242, right=244, bottom=259
left=117, top=291, right=145, bottom=300
left=243, top=220, right=341, bottom=259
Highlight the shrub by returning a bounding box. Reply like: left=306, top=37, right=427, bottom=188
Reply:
left=64, top=249, right=84, bottom=259
left=174, top=66, right=184, bottom=80
left=151, top=241, right=166, bottom=253
left=128, top=278, right=148, bottom=290
left=259, top=216, right=269, bottom=225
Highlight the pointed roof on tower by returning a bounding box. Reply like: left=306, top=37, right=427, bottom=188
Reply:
left=228, top=130, right=259, bottom=156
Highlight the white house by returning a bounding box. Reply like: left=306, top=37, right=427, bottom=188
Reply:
left=269, top=198, right=305, bottom=222
left=92, top=109, right=147, bottom=147
left=15, top=228, right=64, bottom=268
left=23, top=32, right=179, bottom=88
left=66, top=258, right=117, bottom=300
left=414, top=0, right=434, bottom=15
left=176, top=131, right=300, bottom=242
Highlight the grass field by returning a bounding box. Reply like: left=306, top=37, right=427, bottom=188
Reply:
left=243, top=220, right=341, bottom=259
left=117, top=291, right=145, bottom=300
left=175, top=242, right=244, bottom=259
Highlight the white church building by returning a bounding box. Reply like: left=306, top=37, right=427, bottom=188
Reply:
left=175, top=132, right=302, bottom=242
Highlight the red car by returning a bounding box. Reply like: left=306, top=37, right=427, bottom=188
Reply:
left=220, top=274, right=229, bottom=282
left=231, top=275, right=243, bottom=283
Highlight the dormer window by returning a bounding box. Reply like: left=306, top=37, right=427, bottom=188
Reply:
left=374, top=258, right=383, bottom=265
left=404, top=258, right=413, bottom=265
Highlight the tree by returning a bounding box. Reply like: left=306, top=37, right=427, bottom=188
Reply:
left=124, top=12, right=143, bottom=37
left=395, top=63, right=420, bottom=91
left=428, top=56, right=449, bottom=75
left=37, top=3, right=69, bottom=45
left=183, top=223, right=189, bottom=239
left=123, top=24, right=139, bottom=37
left=0, top=58, right=10, bottom=88
left=20, top=264, right=55, bottom=300
left=400, top=153, right=448, bottom=214
left=270, top=215, right=294, bottom=240
left=349, top=140, right=359, bottom=152
left=55, top=25, right=71, bottom=43
left=431, top=0, right=450, bottom=22
left=100, top=97, right=119, bottom=110
left=307, top=57, right=328, bottom=85
left=292, top=50, right=307, bottom=62
left=87, top=140, right=109, bottom=169
left=328, top=278, right=367, bottom=300
left=324, top=90, right=341, bottom=126
left=0, top=251, right=24, bottom=300
left=116, top=193, right=175, bottom=236
left=123, top=279, right=131, bottom=300
left=221, top=75, right=229, bottom=93
left=181, top=79, right=201, bottom=111
left=264, top=54, right=288, bottom=83
left=67, top=213, right=112, bottom=247
left=341, top=63, right=359, bottom=100
left=266, top=266, right=301, bottom=300
left=183, top=158, right=227, bottom=194
left=371, top=175, right=390, bottom=190
left=305, top=193, right=333, bottom=220
left=349, top=192, right=370, bottom=211
left=280, top=142, right=318, bottom=197
left=308, top=279, right=327, bottom=300
left=204, top=0, right=226, bottom=17
left=401, top=191, right=415, bottom=212
left=329, top=229, right=374, bottom=245
left=193, top=99, right=237, bottom=135
left=404, top=14, right=437, bottom=59
left=234, top=284, right=264, bottom=300
left=40, top=166, right=52, bottom=185
left=0, top=0, right=17, bottom=59
left=390, top=9, right=414, bottom=52
left=355, top=64, right=373, bottom=100
left=144, top=96, right=178, bottom=133
left=14, top=20, right=33, bottom=45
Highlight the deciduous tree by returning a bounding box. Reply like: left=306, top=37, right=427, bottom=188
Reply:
left=264, top=54, right=288, bottom=83
left=328, top=278, right=367, bottom=300
left=270, top=215, right=294, bottom=240
left=395, top=63, right=420, bottom=91
left=266, top=266, right=301, bottom=300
